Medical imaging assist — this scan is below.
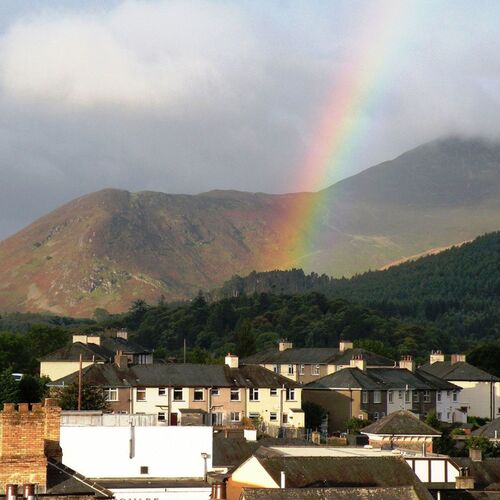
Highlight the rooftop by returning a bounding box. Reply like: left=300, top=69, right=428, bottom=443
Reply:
left=420, top=361, right=499, bottom=382
left=472, top=418, right=500, bottom=440
left=361, top=410, right=441, bottom=437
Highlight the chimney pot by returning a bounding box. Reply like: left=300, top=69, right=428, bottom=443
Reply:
left=3, top=403, right=15, bottom=412
left=451, top=354, right=466, bottom=365
left=6, top=485, right=18, bottom=500
left=210, top=482, right=227, bottom=499
left=23, top=484, right=35, bottom=500
left=469, top=447, right=482, bottom=462
left=18, top=403, right=29, bottom=413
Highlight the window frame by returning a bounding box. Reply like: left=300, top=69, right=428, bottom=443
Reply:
left=210, top=388, right=220, bottom=397
left=270, top=388, right=278, bottom=396
left=423, top=390, right=431, bottom=403
left=286, top=388, right=295, bottom=401
left=373, top=390, right=381, bottom=404
left=311, top=364, right=320, bottom=376
left=388, top=390, right=393, bottom=404
left=299, top=364, right=305, bottom=375
left=173, top=387, right=184, bottom=401
left=136, top=387, right=146, bottom=402
left=158, top=412, right=166, bottom=422
left=230, top=411, right=240, bottom=422
left=104, top=387, right=118, bottom=402
left=288, top=364, right=295, bottom=375
left=249, top=388, right=259, bottom=401
left=158, top=387, right=167, bottom=397
left=230, top=388, right=240, bottom=401
left=362, top=391, right=369, bottom=404
left=270, top=412, right=278, bottom=422
left=193, top=388, right=204, bottom=401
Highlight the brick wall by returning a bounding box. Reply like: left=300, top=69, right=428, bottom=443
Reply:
left=0, top=399, right=62, bottom=493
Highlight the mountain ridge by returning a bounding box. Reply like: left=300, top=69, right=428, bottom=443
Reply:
left=3, top=136, right=500, bottom=316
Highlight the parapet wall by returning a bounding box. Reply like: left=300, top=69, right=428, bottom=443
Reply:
left=0, top=399, right=62, bottom=493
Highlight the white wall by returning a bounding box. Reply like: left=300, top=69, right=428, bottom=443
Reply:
left=436, top=390, right=464, bottom=423
left=451, top=381, right=500, bottom=419
left=112, top=487, right=210, bottom=500
left=60, top=425, right=212, bottom=478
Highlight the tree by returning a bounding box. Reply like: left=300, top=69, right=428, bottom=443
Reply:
left=0, top=369, right=19, bottom=405
left=302, top=401, right=327, bottom=430
left=27, top=324, right=69, bottom=360
left=234, top=319, right=256, bottom=357
left=57, top=381, right=109, bottom=411
left=18, top=375, right=48, bottom=403
left=425, top=410, right=441, bottom=431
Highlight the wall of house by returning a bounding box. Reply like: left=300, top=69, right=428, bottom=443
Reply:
left=40, top=360, right=96, bottom=381
left=303, top=389, right=364, bottom=433
left=365, top=435, right=435, bottom=454
left=246, top=388, right=303, bottom=427
left=227, top=457, right=278, bottom=500
left=60, top=425, right=212, bottom=478
left=436, top=390, right=464, bottom=423
left=111, top=486, right=210, bottom=500
left=107, top=388, right=131, bottom=413
left=450, top=381, right=500, bottom=419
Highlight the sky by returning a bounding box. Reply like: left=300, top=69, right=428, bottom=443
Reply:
left=1, top=0, right=500, bottom=239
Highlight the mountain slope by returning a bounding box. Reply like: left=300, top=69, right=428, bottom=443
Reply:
left=3, top=136, right=500, bottom=316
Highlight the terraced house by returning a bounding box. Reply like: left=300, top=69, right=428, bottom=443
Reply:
left=49, top=353, right=304, bottom=429
left=303, top=355, right=464, bottom=433
left=242, top=340, right=395, bottom=384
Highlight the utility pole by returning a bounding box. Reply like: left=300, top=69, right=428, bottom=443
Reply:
left=78, top=353, right=83, bottom=411
left=183, top=339, right=187, bottom=363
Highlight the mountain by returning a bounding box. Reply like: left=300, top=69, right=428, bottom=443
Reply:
left=218, top=231, right=500, bottom=342
left=3, top=136, right=500, bottom=316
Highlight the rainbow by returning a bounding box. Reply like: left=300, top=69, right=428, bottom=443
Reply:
left=281, top=0, right=410, bottom=269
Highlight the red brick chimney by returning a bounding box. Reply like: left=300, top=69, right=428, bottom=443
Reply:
left=451, top=354, right=466, bottom=365
left=115, top=351, right=129, bottom=369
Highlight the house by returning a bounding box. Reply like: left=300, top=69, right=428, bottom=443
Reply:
left=226, top=454, right=433, bottom=500
left=420, top=351, right=500, bottom=419
left=360, top=410, right=441, bottom=453
left=242, top=340, right=394, bottom=384
left=302, top=355, right=464, bottom=433
left=49, top=354, right=305, bottom=429
left=0, top=398, right=112, bottom=499
left=40, top=330, right=152, bottom=381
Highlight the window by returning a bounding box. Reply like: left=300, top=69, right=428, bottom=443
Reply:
left=272, top=364, right=278, bottom=373
left=398, top=390, right=403, bottom=400
left=405, top=391, right=411, bottom=404
left=362, top=391, right=369, bottom=404
left=414, top=391, right=420, bottom=403
left=230, top=388, right=240, bottom=401
left=158, top=412, right=166, bottom=422
left=282, top=414, right=288, bottom=424
left=249, top=412, right=260, bottom=419
left=452, top=391, right=458, bottom=402
left=210, top=388, right=220, bottom=396
left=437, top=412, right=442, bottom=420
left=158, top=387, right=166, bottom=396
left=311, top=364, right=320, bottom=376
left=270, top=412, right=278, bottom=422
left=388, top=391, right=393, bottom=404
left=288, top=364, right=294, bottom=375
left=270, top=388, right=278, bottom=396
left=373, top=391, right=381, bottom=404
left=299, top=364, right=305, bottom=375
left=173, top=387, right=183, bottom=401
left=136, top=388, right=146, bottom=401
left=423, top=391, right=431, bottom=403
left=447, top=412, right=451, bottom=420
left=447, top=390, right=451, bottom=397
left=250, top=388, right=259, bottom=401
left=230, top=412, right=240, bottom=422
left=140, top=466, right=149, bottom=475
left=104, top=388, right=118, bottom=402
left=286, top=388, right=295, bottom=401
left=193, top=388, right=204, bottom=401
left=373, top=412, right=379, bottom=420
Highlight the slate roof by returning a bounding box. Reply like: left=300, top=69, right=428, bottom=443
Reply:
left=49, top=362, right=301, bottom=389
left=472, top=418, right=500, bottom=439
left=305, top=368, right=386, bottom=390
left=47, top=460, right=113, bottom=497
left=41, top=337, right=150, bottom=362
left=420, top=361, right=499, bottom=382
left=414, top=369, right=461, bottom=390
left=452, top=458, right=500, bottom=490
left=254, top=455, right=431, bottom=498
left=240, top=486, right=425, bottom=500
left=360, top=410, right=441, bottom=436
left=242, top=348, right=394, bottom=367
left=368, top=368, right=432, bottom=390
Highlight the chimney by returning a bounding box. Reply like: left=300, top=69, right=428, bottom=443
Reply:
left=469, top=447, right=482, bottom=462
left=350, top=354, right=366, bottom=371
left=6, top=485, right=17, bottom=500
left=225, top=353, right=239, bottom=369
left=399, top=355, right=415, bottom=372
left=210, top=482, right=227, bottom=499
left=23, top=484, right=35, bottom=500
left=280, top=471, right=286, bottom=489
left=72, top=334, right=88, bottom=344
left=116, top=329, right=128, bottom=340
left=278, top=340, right=293, bottom=352
left=455, top=467, right=475, bottom=490
left=339, top=340, right=354, bottom=352
left=87, top=335, right=101, bottom=346
left=451, top=354, right=466, bottom=365
left=115, top=351, right=129, bottom=369
left=429, top=350, right=444, bottom=364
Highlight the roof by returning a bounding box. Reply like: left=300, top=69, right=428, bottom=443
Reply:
left=414, top=369, right=461, bottom=390
left=420, top=361, right=499, bottom=382
left=46, top=460, right=113, bottom=497
left=243, top=348, right=340, bottom=364
left=452, top=458, right=500, bottom=490
left=41, top=337, right=151, bottom=362
left=368, top=368, right=432, bottom=390
left=305, top=368, right=386, bottom=390
left=242, top=347, right=394, bottom=367
left=361, top=410, right=441, bottom=437
left=254, top=455, right=431, bottom=498
left=472, top=418, right=500, bottom=439
left=240, top=486, right=426, bottom=500
left=49, top=362, right=300, bottom=389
